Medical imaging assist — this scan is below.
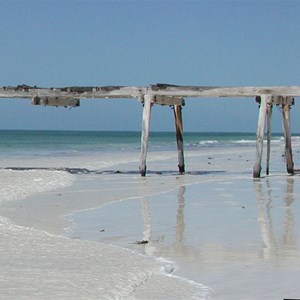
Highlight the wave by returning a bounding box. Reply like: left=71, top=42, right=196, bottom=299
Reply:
left=233, top=139, right=256, bottom=144
left=199, top=140, right=219, bottom=145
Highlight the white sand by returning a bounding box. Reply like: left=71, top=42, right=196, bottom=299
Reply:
left=1, top=143, right=300, bottom=299
left=1, top=214, right=213, bottom=299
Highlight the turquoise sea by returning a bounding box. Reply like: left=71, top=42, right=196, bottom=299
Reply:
left=0, top=130, right=288, bottom=157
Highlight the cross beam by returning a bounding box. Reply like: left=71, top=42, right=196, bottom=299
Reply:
left=2, top=84, right=300, bottom=101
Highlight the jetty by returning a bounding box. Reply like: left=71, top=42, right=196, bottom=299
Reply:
left=1, top=83, right=299, bottom=177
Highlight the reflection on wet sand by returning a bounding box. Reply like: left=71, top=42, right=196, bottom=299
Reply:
left=140, top=177, right=300, bottom=266
left=255, top=177, right=296, bottom=261
left=175, top=186, right=185, bottom=251
left=141, top=186, right=188, bottom=258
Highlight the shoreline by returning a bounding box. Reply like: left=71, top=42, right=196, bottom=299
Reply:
left=0, top=168, right=214, bottom=299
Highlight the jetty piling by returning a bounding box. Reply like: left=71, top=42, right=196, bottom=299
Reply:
left=253, top=95, right=269, bottom=178
left=0, top=84, right=299, bottom=177
left=140, top=94, right=153, bottom=177
left=282, top=98, right=294, bottom=174
left=266, top=102, right=273, bottom=175
left=253, top=95, right=295, bottom=178
left=173, top=103, right=185, bottom=174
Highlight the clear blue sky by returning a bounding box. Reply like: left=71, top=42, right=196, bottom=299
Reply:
left=1, top=0, right=300, bottom=132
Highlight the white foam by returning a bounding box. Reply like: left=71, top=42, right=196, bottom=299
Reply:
left=0, top=215, right=212, bottom=299
left=233, top=139, right=256, bottom=144
left=0, top=169, right=75, bottom=203
left=199, top=140, right=219, bottom=145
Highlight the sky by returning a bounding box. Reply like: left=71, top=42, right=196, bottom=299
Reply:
left=1, top=0, right=300, bottom=132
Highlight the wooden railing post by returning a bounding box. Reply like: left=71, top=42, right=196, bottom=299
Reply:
left=266, top=103, right=273, bottom=175
left=173, top=104, right=185, bottom=174
left=253, top=95, right=269, bottom=178
left=140, top=94, right=153, bottom=176
left=282, top=98, right=294, bottom=174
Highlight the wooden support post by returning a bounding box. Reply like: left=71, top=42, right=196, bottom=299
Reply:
left=266, top=103, right=273, bottom=175
left=282, top=99, right=294, bottom=174
left=253, top=95, right=269, bottom=178
left=140, top=94, right=153, bottom=176
left=173, top=104, right=185, bottom=174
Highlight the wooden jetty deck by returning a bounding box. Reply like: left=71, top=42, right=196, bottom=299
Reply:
left=1, top=83, right=300, bottom=177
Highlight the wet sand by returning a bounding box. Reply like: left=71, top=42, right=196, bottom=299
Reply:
left=66, top=172, right=300, bottom=299
left=1, top=145, right=300, bottom=299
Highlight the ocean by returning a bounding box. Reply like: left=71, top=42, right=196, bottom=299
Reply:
left=0, top=129, right=287, bottom=156
left=1, top=130, right=300, bottom=299
left=0, top=129, right=293, bottom=176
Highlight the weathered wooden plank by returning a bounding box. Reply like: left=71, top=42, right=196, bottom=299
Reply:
left=149, top=84, right=300, bottom=98
left=0, top=86, right=145, bottom=100
left=173, top=105, right=185, bottom=174
left=140, top=94, right=153, bottom=177
left=270, top=96, right=294, bottom=105
left=31, top=96, right=80, bottom=107
left=2, top=85, right=300, bottom=101
left=282, top=100, right=294, bottom=174
left=253, top=95, right=269, bottom=178
left=152, top=95, right=184, bottom=106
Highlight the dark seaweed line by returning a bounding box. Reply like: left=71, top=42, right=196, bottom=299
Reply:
left=2, top=167, right=225, bottom=176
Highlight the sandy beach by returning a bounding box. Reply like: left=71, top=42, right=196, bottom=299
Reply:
left=1, top=139, right=300, bottom=299
left=2, top=0, right=300, bottom=298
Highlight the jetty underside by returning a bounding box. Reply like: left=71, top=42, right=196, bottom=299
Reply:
left=1, top=84, right=300, bottom=177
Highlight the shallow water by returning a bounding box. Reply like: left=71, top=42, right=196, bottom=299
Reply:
left=67, top=174, right=300, bottom=288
